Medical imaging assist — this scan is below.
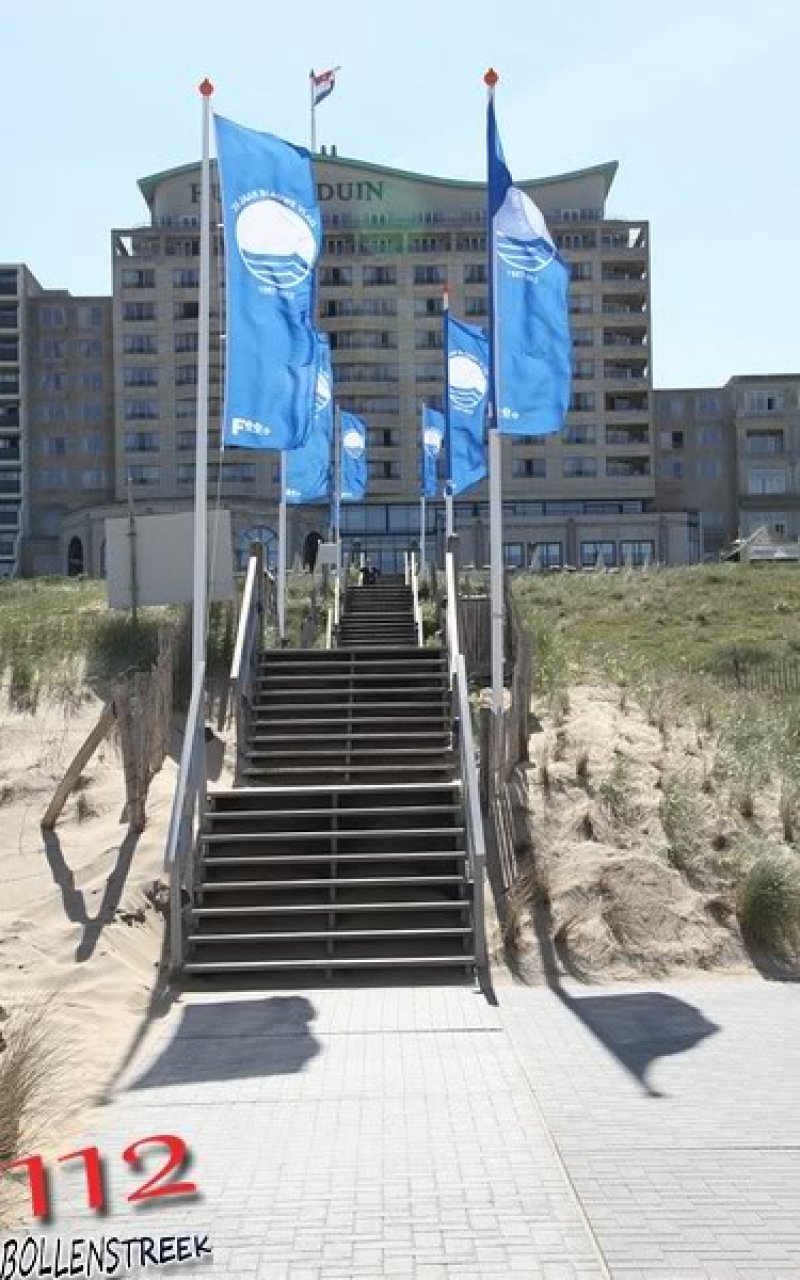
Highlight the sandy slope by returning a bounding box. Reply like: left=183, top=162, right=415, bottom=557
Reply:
left=0, top=693, right=178, bottom=1160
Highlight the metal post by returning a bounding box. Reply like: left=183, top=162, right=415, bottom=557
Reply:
left=192, top=78, right=213, bottom=678
left=126, top=471, right=139, bottom=626
left=485, top=69, right=504, bottom=714
left=333, top=404, right=342, bottom=574
left=309, top=69, right=316, bottom=153
left=445, top=486, right=454, bottom=541
left=443, top=286, right=454, bottom=545
left=278, top=453, right=287, bottom=642
left=420, top=495, right=426, bottom=576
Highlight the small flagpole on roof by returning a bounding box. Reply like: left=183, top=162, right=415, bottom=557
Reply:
left=485, top=66, right=505, bottom=716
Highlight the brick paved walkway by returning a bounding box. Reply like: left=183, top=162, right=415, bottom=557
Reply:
left=17, top=975, right=800, bottom=1277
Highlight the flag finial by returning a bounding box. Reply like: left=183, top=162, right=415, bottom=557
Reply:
left=198, top=78, right=214, bottom=97
left=484, top=68, right=499, bottom=88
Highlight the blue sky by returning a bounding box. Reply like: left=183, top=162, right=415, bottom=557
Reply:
left=3, top=0, right=798, bottom=387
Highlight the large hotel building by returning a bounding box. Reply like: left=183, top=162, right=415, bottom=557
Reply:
left=1, top=150, right=797, bottom=577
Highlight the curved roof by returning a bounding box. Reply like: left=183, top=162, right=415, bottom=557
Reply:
left=138, top=153, right=618, bottom=209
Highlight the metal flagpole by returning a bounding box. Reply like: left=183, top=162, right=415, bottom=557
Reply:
left=309, top=69, right=316, bottom=153
left=277, top=453, right=287, bottom=642
left=443, top=286, right=454, bottom=542
left=193, top=77, right=214, bottom=677
left=485, top=68, right=504, bottom=714
left=420, top=495, right=426, bottom=575
left=334, top=403, right=342, bottom=569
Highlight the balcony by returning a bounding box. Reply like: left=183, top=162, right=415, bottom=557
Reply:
left=0, top=441, right=21, bottom=463
left=0, top=473, right=21, bottom=495
left=606, top=393, right=648, bottom=414
left=604, top=365, right=649, bottom=383
left=603, top=332, right=647, bottom=348
left=606, top=456, right=651, bottom=478
left=606, top=427, right=650, bottom=447
left=602, top=301, right=647, bottom=317
left=0, top=378, right=20, bottom=397
left=745, top=434, right=784, bottom=456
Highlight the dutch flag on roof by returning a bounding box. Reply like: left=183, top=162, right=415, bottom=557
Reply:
left=311, top=67, right=339, bottom=106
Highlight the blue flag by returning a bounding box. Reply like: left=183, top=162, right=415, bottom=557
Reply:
left=285, top=333, right=333, bottom=505
left=340, top=411, right=367, bottom=502
left=215, top=114, right=321, bottom=452
left=487, top=98, right=571, bottom=436
left=445, top=312, right=489, bottom=495
left=422, top=405, right=444, bottom=498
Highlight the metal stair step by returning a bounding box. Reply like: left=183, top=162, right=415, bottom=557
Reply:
left=203, top=849, right=466, bottom=866
left=203, top=825, right=463, bottom=843
left=198, top=874, right=466, bottom=891
left=206, top=804, right=461, bottom=822
left=191, top=900, right=469, bottom=916
left=189, top=926, right=473, bottom=944
left=184, top=955, right=475, bottom=973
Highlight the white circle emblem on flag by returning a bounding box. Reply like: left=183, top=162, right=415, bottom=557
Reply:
left=342, top=427, right=364, bottom=458
left=315, top=370, right=332, bottom=413
left=496, top=187, right=556, bottom=276
left=449, top=353, right=488, bottom=412
left=236, top=198, right=317, bottom=290
left=424, top=426, right=443, bottom=452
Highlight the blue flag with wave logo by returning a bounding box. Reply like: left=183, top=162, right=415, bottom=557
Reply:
left=445, top=312, right=488, bottom=495
left=340, top=411, right=367, bottom=501
left=488, top=99, right=571, bottom=436
left=422, top=405, right=444, bottom=498
left=285, top=333, right=333, bottom=505
left=216, top=114, right=321, bottom=452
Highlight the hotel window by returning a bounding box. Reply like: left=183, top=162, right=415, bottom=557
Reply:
left=569, top=295, right=593, bottom=313
left=124, top=432, right=159, bottom=453
left=363, top=265, right=397, bottom=286
left=413, top=265, right=446, bottom=286
left=658, top=430, right=684, bottom=450
left=128, top=464, right=159, bottom=486
left=124, top=366, right=159, bottom=387
left=370, top=428, right=399, bottom=447
left=176, top=364, right=199, bottom=386
left=745, top=430, right=783, bottom=455
left=341, top=395, right=399, bottom=414
left=415, top=363, right=440, bottom=382
left=569, top=391, right=595, bottom=412
left=748, top=468, right=786, bottom=495
left=465, top=297, right=488, bottom=317
left=606, top=457, right=651, bottom=477
left=40, top=338, right=65, bottom=360
left=455, top=235, right=486, bottom=252
left=563, top=424, right=596, bottom=445
left=574, top=359, right=595, bottom=380
left=36, top=404, right=68, bottom=423
left=81, top=469, right=106, bottom=489
left=563, top=456, right=597, bottom=478
left=369, top=460, right=401, bottom=480
left=620, top=540, right=655, bottom=567
left=175, top=398, right=196, bottom=419
left=81, top=435, right=104, bottom=455
left=39, top=306, right=67, bottom=326
left=83, top=404, right=103, bottom=423
left=174, top=301, right=199, bottom=321
left=173, top=268, right=200, bottom=288
left=695, top=393, right=720, bottom=414
left=40, top=371, right=68, bottom=392
left=503, top=543, right=525, bottom=568
left=121, top=268, right=155, bottom=288
left=464, top=264, right=487, bottom=284
left=697, top=423, right=723, bottom=446
left=414, top=297, right=444, bottom=317
left=123, top=400, right=159, bottom=420
left=573, top=327, right=593, bottom=347
left=336, top=364, right=398, bottom=384
left=697, top=459, right=721, bottom=480
left=42, top=437, right=67, bottom=456
left=82, top=371, right=103, bottom=391
left=415, top=331, right=443, bottom=350
left=570, top=262, right=593, bottom=280
left=77, top=339, right=102, bottom=358
left=319, top=266, right=353, bottom=286
left=175, top=332, right=200, bottom=353
left=512, top=458, right=546, bottom=479
left=177, top=431, right=196, bottom=450
left=177, top=464, right=195, bottom=484
left=39, top=469, right=69, bottom=489
left=659, top=459, right=684, bottom=479
left=219, top=463, right=256, bottom=483
left=581, top=540, right=616, bottom=567
left=745, top=390, right=783, bottom=414
left=530, top=541, right=563, bottom=569
left=123, top=302, right=156, bottom=322
left=77, top=305, right=104, bottom=328
left=123, top=334, right=157, bottom=355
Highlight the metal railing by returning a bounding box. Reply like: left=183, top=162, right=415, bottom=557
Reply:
left=409, top=551, right=424, bottom=647
left=443, top=548, right=487, bottom=976
left=164, top=659, right=207, bottom=973
left=230, top=551, right=264, bottom=779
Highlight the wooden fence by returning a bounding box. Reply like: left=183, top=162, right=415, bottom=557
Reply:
left=722, top=654, right=800, bottom=698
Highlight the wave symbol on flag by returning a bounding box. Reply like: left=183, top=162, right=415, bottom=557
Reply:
left=342, top=427, right=365, bottom=457
left=495, top=187, right=556, bottom=276
left=424, top=426, right=443, bottom=452
left=236, top=198, right=317, bottom=290
left=449, top=353, right=488, bottom=411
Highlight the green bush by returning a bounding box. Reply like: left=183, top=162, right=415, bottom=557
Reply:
left=737, top=850, right=800, bottom=953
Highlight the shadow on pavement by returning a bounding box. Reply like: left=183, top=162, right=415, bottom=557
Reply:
left=127, top=996, right=321, bottom=1090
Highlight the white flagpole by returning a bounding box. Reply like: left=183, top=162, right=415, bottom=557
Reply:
left=420, top=495, right=426, bottom=575
left=485, top=68, right=504, bottom=714
left=193, top=78, right=214, bottom=677
left=334, top=403, right=342, bottom=570
left=278, top=453, right=287, bottom=641
left=443, top=286, right=454, bottom=543
left=309, top=69, right=316, bottom=153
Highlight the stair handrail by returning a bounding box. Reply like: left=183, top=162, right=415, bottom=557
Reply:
left=444, top=549, right=487, bottom=976
left=164, top=658, right=206, bottom=973
left=230, top=552, right=263, bottom=778
left=325, top=605, right=334, bottom=649
left=409, top=550, right=424, bottom=647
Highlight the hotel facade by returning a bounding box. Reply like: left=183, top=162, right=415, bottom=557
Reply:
left=2, top=149, right=796, bottom=578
